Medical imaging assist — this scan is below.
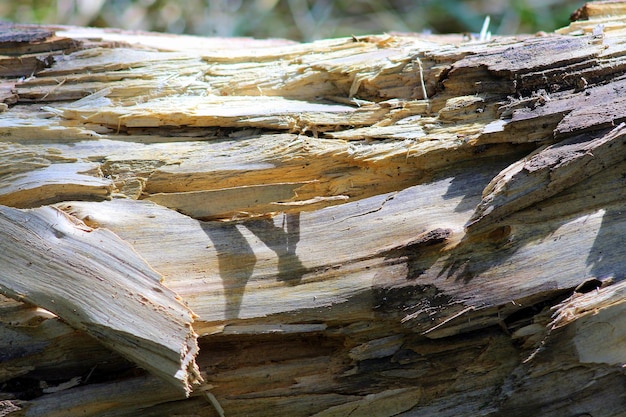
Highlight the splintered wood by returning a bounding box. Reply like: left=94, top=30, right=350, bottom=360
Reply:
left=0, top=206, right=201, bottom=395
left=1, top=2, right=626, bottom=416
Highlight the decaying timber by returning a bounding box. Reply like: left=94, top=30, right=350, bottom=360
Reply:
left=1, top=1, right=626, bottom=416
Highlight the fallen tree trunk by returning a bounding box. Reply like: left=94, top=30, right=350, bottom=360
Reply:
left=1, top=2, right=626, bottom=415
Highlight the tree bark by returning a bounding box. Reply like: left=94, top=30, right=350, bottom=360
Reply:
left=1, top=2, right=626, bottom=416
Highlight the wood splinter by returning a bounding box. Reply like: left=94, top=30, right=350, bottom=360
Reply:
left=0, top=205, right=203, bottom=396
left=466, top=123, right=626, bottom=231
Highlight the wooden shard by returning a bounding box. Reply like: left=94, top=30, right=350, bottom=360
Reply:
left=466, top=123, right=626, bottom=231
left=0, top=205, right=201, bottom=395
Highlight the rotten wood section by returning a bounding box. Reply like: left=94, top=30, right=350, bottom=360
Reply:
left=1, top=2, right=626, bottom=416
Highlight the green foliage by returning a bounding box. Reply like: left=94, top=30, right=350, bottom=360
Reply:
left=2, top=0, right=584, bottom=41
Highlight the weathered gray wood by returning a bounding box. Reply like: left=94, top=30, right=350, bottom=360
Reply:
left=466, top=123, right=626, bottom=231
left=0, top=205, right=201, bottom=395
left=1, top=2, right=626, bottom=415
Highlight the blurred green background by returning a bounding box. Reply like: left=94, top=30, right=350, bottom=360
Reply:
left=2, top=0, right=584, bottom=41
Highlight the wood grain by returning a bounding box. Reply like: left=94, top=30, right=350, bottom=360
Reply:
left=1, top=3, right=626, bottom=415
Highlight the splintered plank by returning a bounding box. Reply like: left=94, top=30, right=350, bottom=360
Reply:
left=568, top=1, right=626, bottom=23
left=56, top=156, right=626, bottom=340
left=0, top=205, right=202, bottom=395
left=146, top=182, right=313, bottom=219
left=0, top=22, right=79, bottom=77
left=0, top=162, right=112, bottom=208
left=45, top=94, right=388, bottom=130
left=57, top=175, right=477, bottom=328
left=14, top=33, right=447, bottom=106
left=0, top=297, right=131, bottom=383
left=550, top=279, right=626, bottom=367
left=21, top=375, right=196, bottom=417
left=466, top=123, right=626, bottom=231
left=0, top=142, right=113, bottom=207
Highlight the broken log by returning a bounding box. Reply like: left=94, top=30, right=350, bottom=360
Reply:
left=1, top=1, right=626, bottom=415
